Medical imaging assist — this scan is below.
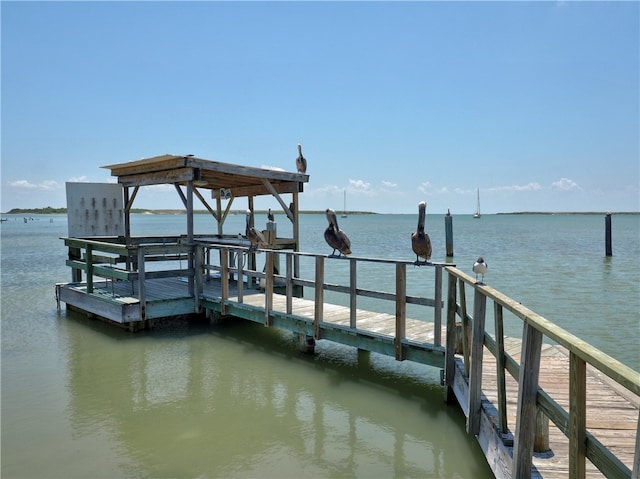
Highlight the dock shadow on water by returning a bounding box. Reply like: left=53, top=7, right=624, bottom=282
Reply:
left=58, top=313, right=493, bottom=479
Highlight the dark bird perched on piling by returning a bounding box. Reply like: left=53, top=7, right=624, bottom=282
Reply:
left=296, top=143, right=307, bottom=174
left=324, top=208, right=351, bottom=257
left=473, top=257, right=488, bottom=284
left=267, top=208, right=274, bottom=222
left=411, top=201, right=432, bottom=265
left=245, top=209, right=266, bottom=251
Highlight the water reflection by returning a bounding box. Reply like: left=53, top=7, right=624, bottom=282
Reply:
left=65, top=316, right=492, bottom=478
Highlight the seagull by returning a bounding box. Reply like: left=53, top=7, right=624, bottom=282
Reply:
left=295, top=143, right=307, bottom=174
left=245, top=209, right=266, bottom=251
left=473, top=257, right=488, bottom=284
left=324, top=208, right=351, bottom=257
left=267, top=208, right=274, bottom=222
left=411, top=201, right=432, bottom=265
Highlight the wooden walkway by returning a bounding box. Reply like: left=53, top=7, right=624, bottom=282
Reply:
left=57, top=275, right=639, bottom=478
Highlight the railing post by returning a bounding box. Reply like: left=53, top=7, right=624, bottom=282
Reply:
left=459, top=279, right=471, bottom=374
left=286, top=253, right=293, bottom=315
left=494, top=302, right=508, bottom=436
left=512, top=322, right=543, bottom=479
left=264, top=251, right=273, bottom=326
left=395, top=263, right=406, bottom=361
left=350, top=259, right=357, bottom=328
left=220, top=248, right=229, bottom=315
left=86, top=244, right=94, bottom=293
left=569, top=351, right=587, bottom=478
left=434, top=265, right=443, bottom=346
left=444, top=269, right=458, bottom=403
left=236, top=249, right=244, bottom=303
left=467, top=288, right=486, bottom=435
left=137, top=246, right=146, bottom=321
left=194, top=245, right=203, bottom=312
left=314, top=256, right=324, bottom=339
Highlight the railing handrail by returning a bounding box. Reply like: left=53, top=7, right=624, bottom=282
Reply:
left=444, top=265, right=640, bottom=396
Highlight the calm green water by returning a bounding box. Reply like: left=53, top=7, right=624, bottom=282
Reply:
left=2, top=213, right=638, bottom=478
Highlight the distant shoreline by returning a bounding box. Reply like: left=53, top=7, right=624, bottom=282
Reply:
left=2, top=208, right=638, bottom=216
left=496, top=211, right=639, bottom=215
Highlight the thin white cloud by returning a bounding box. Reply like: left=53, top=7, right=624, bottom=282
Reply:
left=487, top=183, right=542, bottom=193
left=67, top=176, right=88, bottom=182
left=381, top=180, right=397, bottom=188
left=418, top=181, right=431, bottom=194
left=8, top=179, right=61, bottom=191
left=348, top=179, right=372, bottom=193
left=551, top=178, right=581, bottom=191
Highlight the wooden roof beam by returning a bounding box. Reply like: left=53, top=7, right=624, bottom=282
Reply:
left=261, top=178, right=294, bottom=222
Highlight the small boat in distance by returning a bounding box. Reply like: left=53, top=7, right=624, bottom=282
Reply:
left=341, top=189, right=348, bottom=218
left=473, top=188, right=481, bottom=218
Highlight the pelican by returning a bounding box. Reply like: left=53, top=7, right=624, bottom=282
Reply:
left=411, top=201, right=432, bottom=265
left=324, top=208, right=351, bottom=257
left=267, top=208, right=274, bottom=222
left=245, top=209, right=266, bottom=251
left=473, top=257, right=488, bottom=284
left=296, top=143, right=307, bottom=174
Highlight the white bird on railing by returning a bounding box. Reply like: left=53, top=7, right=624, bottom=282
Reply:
left=473, top=257, right=488, bottom=284
left=245, top=209, right=266, bottom=251
left=324, top=208, right=351, bottom=257
left=411, top=201, right=432, bottom=265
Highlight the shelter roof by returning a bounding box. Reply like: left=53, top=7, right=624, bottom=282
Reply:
left=101, top=154, right=309, bottom=198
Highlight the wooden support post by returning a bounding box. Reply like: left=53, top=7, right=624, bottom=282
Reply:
left=349, top=259, right=357, bottom=328
left=633, top=413, right=640, bottom=479
left=395, top=263, right=406, bottom=361
left=445, top=213, right=454, bottom=257
left=194, top=245, right=203, bottom=313
left=569, top=351, right=587, bottom=478
left=314, top=256, right=324, bottom=340
left=494, top=302, right=508, bottom=436
left=186, top=181, right=195, bottom=296
left=534, top=407, right=550, bottom=453
left=467, top=288, right=487, bottom=435
left=236, top=249, right=244, bottom=303
left=605, top=213, right=612, bottom=257
left=434, top=265, right=443, bottom=346
left=286, top=253, right=293, bottom=315
left=86, top=244, right=94, bottom=293
left=264, top=252, right=273, bottom=326
left=512, top=322, right=543, bottom=479
left=137, top=246, right=146, bottom=321
left=444, top=270, right=458, bottom=403
left=459, top=279, right=471, bottom=374
left=220, top=248, right=229, bottom=315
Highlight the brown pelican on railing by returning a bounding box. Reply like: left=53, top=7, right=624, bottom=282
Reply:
left=245, top=209, right=266, bottom=251
left=411, top=201, right=432, bottom=265
left=324, top=208, right=351, bottom=257
left=473, top=257, right=488, bottom=284
left=296, top=143, right=307, bottom=174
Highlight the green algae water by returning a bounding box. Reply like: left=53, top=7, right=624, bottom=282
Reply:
left=2, top=213, right=638, bottom=478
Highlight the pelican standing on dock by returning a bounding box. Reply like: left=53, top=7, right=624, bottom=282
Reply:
left=473, top=257, right=488, bottom=284
left=267, top=208, right=274, bottom=222
left=295, top=143, right=307, bottom=174
left=245, top=209, right=266, bottom=251
left=411, top=201, right=432, bottom=265
left=324, top=208, right=351, bottom=257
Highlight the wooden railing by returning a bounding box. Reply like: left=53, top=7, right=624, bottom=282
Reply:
left=207, top=247, right=446, bottom=352
left=63, top=237, right=196, bottom=319
left=443, top=266, right=640, bottom=479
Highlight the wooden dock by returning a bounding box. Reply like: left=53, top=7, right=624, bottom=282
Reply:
left=56, top=238, right=640, bottom=479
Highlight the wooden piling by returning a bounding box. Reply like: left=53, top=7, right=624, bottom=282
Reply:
left=605, top=213, right=612, bottom=257
left=445, top=212, right=454, bottom=257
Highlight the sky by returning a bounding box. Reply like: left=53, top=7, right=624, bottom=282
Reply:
left=1, top=1, right=638, bottom=215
